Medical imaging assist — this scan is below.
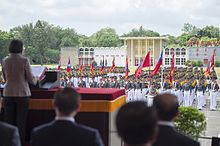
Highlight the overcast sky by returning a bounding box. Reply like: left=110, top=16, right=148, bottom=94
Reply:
left=0, top=0, right=220, bottom=36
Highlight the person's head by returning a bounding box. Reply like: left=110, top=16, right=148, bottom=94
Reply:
left=53, top=87, right=81, bottom=117
left=153, top=93, right=179, bottom=121
left=9, top=39, right=23, bottom=54
left=116, top=101, right=158, bottom=146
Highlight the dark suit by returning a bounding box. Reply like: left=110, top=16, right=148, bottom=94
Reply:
left=0, top=122, right=21, bottom=146
left=31, top=120, right=104, bottom=146
left=78, top=80, right=86, bottom=88
left=153, top=125, right=200, bottom=146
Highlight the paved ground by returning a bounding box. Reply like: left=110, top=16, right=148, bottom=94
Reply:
left=198, top=93, right=220, bottom=146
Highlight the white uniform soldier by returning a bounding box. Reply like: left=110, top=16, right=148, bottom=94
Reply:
left=195, top=80, right=205, bottom=110
left=183, top=80, right=191, bottom=107
left=210, top=80, right=219, bottom=111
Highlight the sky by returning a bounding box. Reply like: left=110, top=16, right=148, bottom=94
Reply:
left=0, top=0, right=220, bottom=36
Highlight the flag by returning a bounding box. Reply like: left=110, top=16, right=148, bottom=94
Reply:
left=134, top=51, right=150, bottom=78
left=99, top=56, right=104, bottom=75
left=125, top=57, right=129, bottom=79
left=205, top=49, right=216, bottom=76
left=90, top=58, right=95, bottom=75
left=151, top=51, right=163, bottom=77
left=79, top=63, right=84, bottom=74
left=109, top=57, right=115, bottom=73
left=66, top=57, right=71, bottom=73
left=58, top=60, right=61, bottom=71
left=169, top=51, right=175, bottom=83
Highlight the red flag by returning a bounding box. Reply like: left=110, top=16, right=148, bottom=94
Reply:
left=134, top=51, right=150, bottom=78
left=205, top=49, right=216, bottom=76
left=66, top=57, right=71, bottom=73
left=169, top=51, right=175, bottom=83
left=79, top=63, right=84, bottom=74
left=109, top=57, right=115, bottom=73
left=90, top=58, right=95, bottom=75
left=152, top=51, right=163, bottom=77
left=125, top=57, right=129, bottom=79
left=99, top=56, right=104, bottom=75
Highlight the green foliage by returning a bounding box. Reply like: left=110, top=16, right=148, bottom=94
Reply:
left=197, top=60, right=203, bottom=67
left=191, top=61, right=197, bottom=67
left=215, top=61, right=220, bottom=67
left=122, top=26, right=160, bottom=37
left=175, top=107, right=207, bottom=139
left=0, top=31, right=13, bottom=60
left=90, top=28, right=122, bottom=47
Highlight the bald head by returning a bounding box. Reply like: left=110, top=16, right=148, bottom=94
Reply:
left=153, top=94, right=179, bottom=121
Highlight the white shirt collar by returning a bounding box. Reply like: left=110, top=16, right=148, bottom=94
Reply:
left=55, top=116, right=75, bottom=123
left=158, top=121, right=174, bottom=127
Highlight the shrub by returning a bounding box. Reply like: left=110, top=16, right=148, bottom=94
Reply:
left=174, top=106, right=207, bottom=139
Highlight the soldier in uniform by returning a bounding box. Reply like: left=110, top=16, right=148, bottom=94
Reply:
left=195, top=79, right=205, bottom=110
left=134, top=78, right=142, bottom=101
left=125, top=77, right=135, bottom=102
left=210, top=80, right=219, bottom=111
left=77, top=76, right=86, bottom=88
left=103, top=76, right=110, bottom=88
left=146, top=83, right=158, bottom=106
left=97, top=78, right=104, bottom=88
left=89, top=77, right=97, bottom=88
left=183, top=79, right=191, bottom=107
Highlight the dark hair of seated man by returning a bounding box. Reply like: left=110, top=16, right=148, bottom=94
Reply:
left=54, top=87, right=81, bottom=116
left=116, top=101, right=158, bottom=146
left=153, top=93, right=179, bottom=121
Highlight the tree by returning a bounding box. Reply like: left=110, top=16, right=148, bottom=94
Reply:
left=197, top=60, right=203, bottom=67
left=0, top=30, right=13, bottom=60
left=90, top=28, right=122, bottom=47
left=122, top=26, right=160, bottom=37
left=181, top=23, right=197, bottom=34
left=60, top=28, right=80, bottom=47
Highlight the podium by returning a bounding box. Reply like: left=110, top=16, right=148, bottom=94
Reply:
left=27, top=88, right=125, bottom=146
left=31, top=66, right=60, bottom=89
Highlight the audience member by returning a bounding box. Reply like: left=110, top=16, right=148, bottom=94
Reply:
left=116, top=101, right=158, bottom=146
left=0, top=96, right=21, bottom=146
left=31, top=87, right=104, bottom=146
left=153, top=93, right=200, bottom=146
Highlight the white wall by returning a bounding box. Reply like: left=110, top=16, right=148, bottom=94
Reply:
left=94, top=46, right=126, bottom=67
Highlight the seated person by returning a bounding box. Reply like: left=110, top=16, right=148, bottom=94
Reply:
left=116, top=101, right=158, bottom=146
left=31, top=87, right=104, bottom=146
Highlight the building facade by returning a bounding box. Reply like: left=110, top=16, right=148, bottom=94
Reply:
left=163, top=47, right=188, bottom=67
left=187, top=47, right=220, bottom=64
left=120, top=37, right=167, bottom=66
left=61, top=46, right=126, bottom=67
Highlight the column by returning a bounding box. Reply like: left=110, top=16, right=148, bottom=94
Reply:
left=131, top=39, right=134, bottom=66
left=138, top=39, right=141, bottom=65
left=153, top=39, right=155, bottom=66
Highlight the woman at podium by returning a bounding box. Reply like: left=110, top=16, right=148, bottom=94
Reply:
left=1, top=39, right=37, bottom=146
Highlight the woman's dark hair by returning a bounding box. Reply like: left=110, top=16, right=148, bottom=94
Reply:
left=9, top=39, right=23, bottom=53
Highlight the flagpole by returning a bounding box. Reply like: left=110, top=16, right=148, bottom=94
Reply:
left=161, top=47, right=164, bottom=90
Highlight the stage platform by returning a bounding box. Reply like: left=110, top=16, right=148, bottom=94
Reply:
left=0, top=88, right=126, bottom=146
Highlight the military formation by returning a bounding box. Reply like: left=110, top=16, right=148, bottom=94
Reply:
left=59, top=65, right=219, bottom=111
left=0, top=65, right=219, bottom=111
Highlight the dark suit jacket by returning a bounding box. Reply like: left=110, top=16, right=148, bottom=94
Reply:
left=0, top=122, right=21, bottom=146
left=153, top=125, right=200, bottom=146
left=31, top=120, right=104, bottom=146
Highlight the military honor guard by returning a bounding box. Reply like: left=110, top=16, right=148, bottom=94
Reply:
left=89, top=77, right=97, bottom=88
left=183, top=80, right=191, bottom=107
left=146, top=83, right=158, bottom=106
left=195, top=79, right=205, bottom=110
left=210, top=80, right=219, bottom=111
left=77, top=76, right=86, bottom=88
